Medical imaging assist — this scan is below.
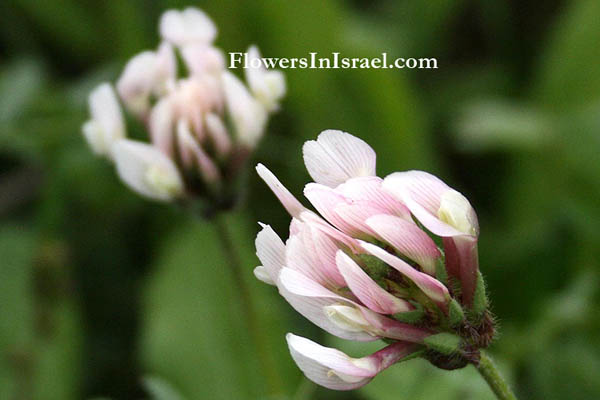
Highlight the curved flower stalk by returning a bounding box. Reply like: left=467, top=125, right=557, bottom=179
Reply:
left=254, top=130, right=513, bottom=396
left=82, top=7, right=285, bottom=212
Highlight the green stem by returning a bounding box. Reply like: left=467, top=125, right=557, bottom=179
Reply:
left=475, top=351, right=517, bottom=400
left=212, top=215, right=281, bottom=394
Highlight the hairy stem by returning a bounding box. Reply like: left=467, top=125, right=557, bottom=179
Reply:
left=475, top=351, right=517, bottom=400
left=212, top=215, right=281, bottom=394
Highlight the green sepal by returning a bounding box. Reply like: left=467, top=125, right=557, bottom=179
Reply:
left=393, top=306, right=425, bottom=324
left=448, top=298, right=465, bottom=326
left=423, top=333, right=462, bottom=356
left=435, top=257, right=448, bottom=285
left=357, top=253, right=393, bottom=283
left=384, top=279, right=410, bottom=297
left=470, top=270, right=488, bottom=321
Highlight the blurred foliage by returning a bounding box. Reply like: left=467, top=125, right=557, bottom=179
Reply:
left=1, top=0, right=600, bottom=399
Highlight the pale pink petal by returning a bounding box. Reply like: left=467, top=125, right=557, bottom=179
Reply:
left=286, top=235, right=330, bottom=287
left=403, top=195, right=465, bottom=237
left=286, top=222, right=345, bottom=288
left=336, top=251, right=412, bottom=314
left=278, top=268, right=430, bottom=343
left=446, top=235, right=479, bottom=307
left=289, top=218, right=303, bottom=236
left=204, top=113, right=232, bottom=157
left=111, top=139, right=184, bottom=201
left=304, top=183, right=356, bottom=235
left=337, top=177, right=410, bottom=218
left=149, top=98, right=175, bottom=157
left=286, top=334, right=419, bottom=391
left=245, top=45, right=286, bottom=112
left=159, top=7, right=217, bottom=46
left=383, top=171, right=449, bottom=213
left=154, top=42, right=177, bottom=95
left=309, top=225, right=347, bottom=286
left=256, top=163, right=306, bottom=218
left=383, top=171, right=474, bottom=238
left=181, top=43, right=224, bottom=76
left=88, top=83, right=125, bottom=142
left=255, top=223, right=286, bottom=283
left=359, top=241, right=449, bottom=307
left=298, top=211, right=360, bottom=252
left=286, top=334, right=375, bottom=390
left=176, top=119, right=220, bottom=183
left=303, top=130, right=376, bottom=187
left=333, top=202, right=384, bottom=237
left=277, top=268, right=378, bottom=342
left=222, top=71, right=267, bottom=148
left=253, top=266, right=274, bottom=285
left=84, top=83, right=126, bottom=158
left=366, top=214, right=441, bottom=275
left=116, top=44, right=175, bottom=117
left=116, top=51, right=156, bottom=116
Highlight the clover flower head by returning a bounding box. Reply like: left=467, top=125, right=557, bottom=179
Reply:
left=254, top=130, right=494, bottom=390
left=82, top=7, right=285, bottom=209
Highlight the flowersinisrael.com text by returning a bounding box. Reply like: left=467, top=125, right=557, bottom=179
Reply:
left=229, top=52, right=438, bottom=70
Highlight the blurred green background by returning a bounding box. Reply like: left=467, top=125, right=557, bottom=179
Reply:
left=2, top=0, right=600, bottom=399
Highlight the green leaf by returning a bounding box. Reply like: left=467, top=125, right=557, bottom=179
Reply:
left=143, top=375, right=185, bottom=400
left=535, top=0, right=600, bottom=109
left=140, top=212, right=299, bottom=400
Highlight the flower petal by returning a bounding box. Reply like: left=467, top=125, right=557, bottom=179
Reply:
left=336, top=176, right=410, bottom=218
left=286, top=222, right=345, bottom=288
left=245, top=45, right=286, bottom=112
left=84, top=83, right=126, bottom=157
left=176, top=119, right=220, bottom=183
left=383, top=171, right=470, bottom=237
left=286, top=333, right=375, bottom=390
left=149, top=97, right=175, bottom=156
left=204, top=113, right=232, bottom=157
left=253, top=266, right=274, bottom=285
left=277, top=268, right=378, bottom=342
left=181, top=43, right=224, bottom=76
left=336, top=251, right=412, bottom=314
left=112, top=139, right=184, bottom=201
left=116, top=43, right=175, bottom=117
left=222, top=71, right=267, bottom=148
left=298, top=211, right=360, bottom=252
left=255, top=223, right=286, bottom=283
left=304, top=183, right=357, bottom=235
left=278, top=268, right=430, bottom=342
left=256, top=163, right=306, bottom=218
left=383, top=171, right=448, bottom=213
left=366, top=214, right=441, bottom=275
left=159, top=7, right=217, bottom=46
left=359, top=241, right=449, bottom=307
left=303, top=130, right=376, bottom=187
left=332, top=202, right=384, bottom=237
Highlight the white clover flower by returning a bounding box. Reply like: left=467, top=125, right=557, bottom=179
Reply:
left=82, top=7, right=285, bottom=206
left=255, top=130, right=495, bottom=391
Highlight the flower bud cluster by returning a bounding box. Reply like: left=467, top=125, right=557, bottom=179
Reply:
left=254, top=130, right=494, bottom=390
left=82, top=7, right=285, bottom=208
